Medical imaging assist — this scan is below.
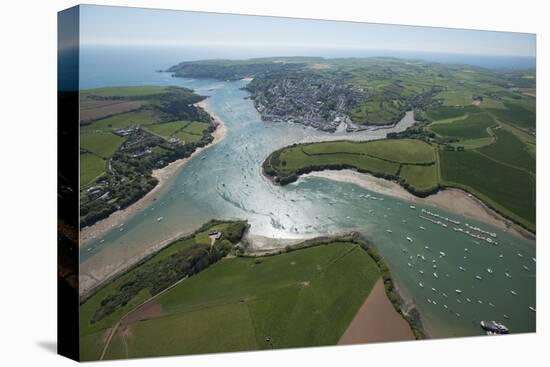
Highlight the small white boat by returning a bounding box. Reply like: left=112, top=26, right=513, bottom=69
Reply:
left=406, top=236, right=413, bottom=242
left=439, top=251, right=446, bottom=257
left=419, top=226, right=426, bottom=230
left=510, top=290, right=518, bottom=296
left=518, top=253, right=524, bottom=258
left=419, top=270, right=424, bottom=275
left=487, top=268, right=493, bottom=274
left=419, top=282, right=424, bottom=288
left=522, top=265, right=530, bottom=271
left=433, top=272, right=438, bottom=278
left=386, top=229, right=393, bottom=233
left=459, top=266, right=466, bottom=272
left=503, top=314, right=510, bottom=319
left=410, top=205, right=416, bottom=209
left=532, top=257, right=536, bottom=263
left=431, top=287, right=437, bottom=292
left=443, top=304, right=448, bottom=309
left=476, top=275, right=483, bottom=280
left=529, top=306, right=536, bottom=312
left=99, top=239, right=105, bottom=244
left=505, top=272, right=512, bottom=278
left=407, top=263, right=412, bottom=268
left=466, top=298, right=471, bottom=303
left=455, top=289, right=462, bottom=294
left=157, top=216, right=164, bottom=222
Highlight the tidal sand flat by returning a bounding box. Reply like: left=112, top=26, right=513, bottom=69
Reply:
left=305, top=170, right=534, bottom=241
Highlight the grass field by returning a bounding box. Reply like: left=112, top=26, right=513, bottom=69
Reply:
left=399, top=164, right=439, bottom=192
left=429, top=112, right=496, bottom=139
left=425, top=105, right=479, bottom=121
left=265, top=139, right=438, bottom=195
left=80, top=132, right=125, bottom=158
left=147, top=120, right=210, bottom=143
left=79, top=221, right=248, bottom=361
left=477, top=128, right=535, bottom=174
left=439, top=149, right=535, bottom=231
left=80, top=153, right=106, bottom=187
left=80, top=86, right=171, bottom=98
left=102, top=242, right=381, bottom=359
left=350, top=99, right=404, bottom=125
left=81, top=109, right=165, bottom=132
left=436, top=90, right=472, bottom=106
left=488, top=100, right=536, bottom=130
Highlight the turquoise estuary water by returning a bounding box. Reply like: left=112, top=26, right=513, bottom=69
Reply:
left=79, top=70, right=535, bottom=339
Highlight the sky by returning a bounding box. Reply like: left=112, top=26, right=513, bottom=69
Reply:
left=78, top=5, right=535, bottom=57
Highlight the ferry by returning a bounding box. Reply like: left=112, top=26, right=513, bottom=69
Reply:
left=480, top=320, right=509, bottom=335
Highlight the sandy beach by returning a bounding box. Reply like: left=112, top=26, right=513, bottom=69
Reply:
left=304, top=169, right=535, bottom=242
left=338, top=279, right=415, bottom=345
left=79, top=100, right=227, bottom=247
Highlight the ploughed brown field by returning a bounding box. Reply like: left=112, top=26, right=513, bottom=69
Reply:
left=338, top=279, right=415, bottom=345
left=80, top=99, right=146, bottom=124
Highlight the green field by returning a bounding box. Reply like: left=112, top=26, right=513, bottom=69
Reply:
left=80, top=86, right=171, bottom=98
left=350, top=99, right=404, bottom=125
left=265, top=139, right=438, bottom=195
left=79, top=220, right=248, bottom=361
left=425, top=105, right=479, bottom=121
left=80, top=153, right=106, bottom=187
left=436, top=90, right=472, bottom=106
left=102, top=242, right=381, bottom=359
left=80, top=131, right=125, bottom=158
left=477, top=128, right=535, bottom=173
left=81, top=109, right=166, bottom=132
left=399, top=164, right=439, bottom=192
left=488, top=100, right=536, bottom=130
left=430, top=112, right=496, bottom=139
left=147, top=120, right=211, bottom=143
left=439, top=149, right=535, bottom=231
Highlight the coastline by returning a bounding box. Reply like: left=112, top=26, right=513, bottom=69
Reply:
left=79, top=100, right=227, bottom=247
left=303, top=169, right=535, bottom=242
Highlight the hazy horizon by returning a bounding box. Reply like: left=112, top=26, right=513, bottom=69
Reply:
left=78, top=5, right=536, bottom=58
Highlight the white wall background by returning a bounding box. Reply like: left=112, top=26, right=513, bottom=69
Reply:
left=0, top=0, right=546, bottom=365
